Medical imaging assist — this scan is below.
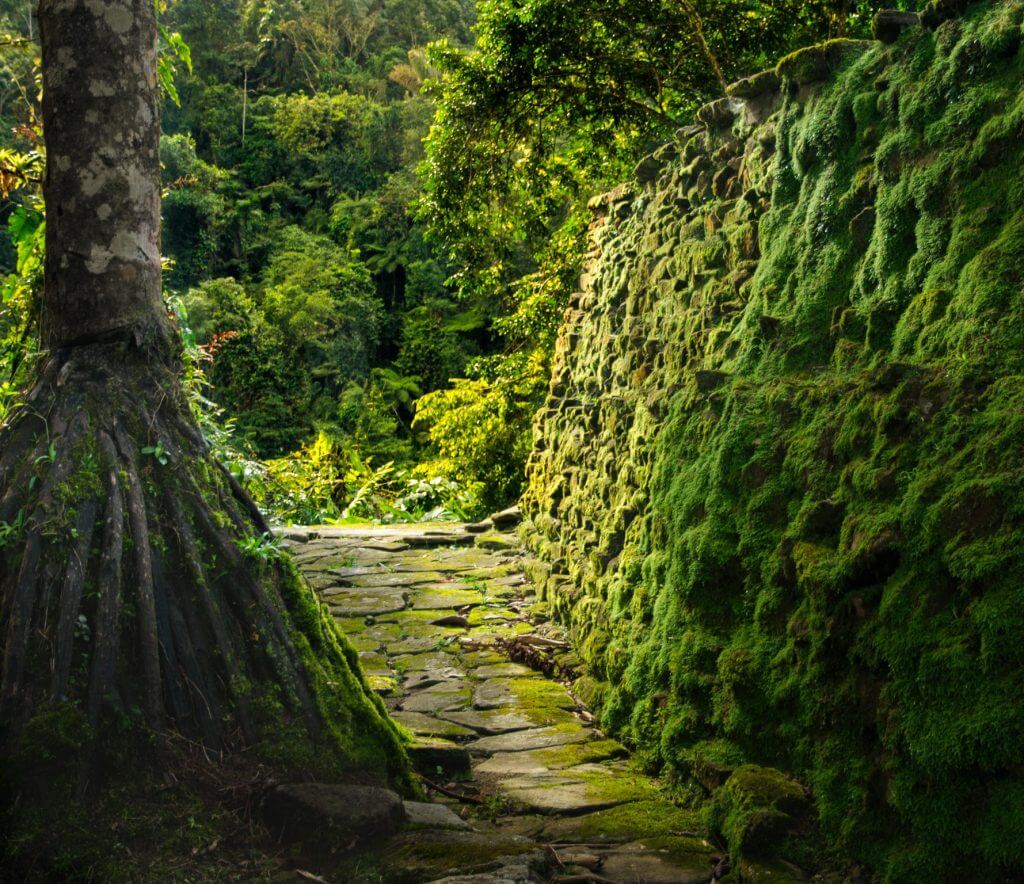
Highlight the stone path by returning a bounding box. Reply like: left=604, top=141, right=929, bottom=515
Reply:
left=280, top=521, right=725, bottom=884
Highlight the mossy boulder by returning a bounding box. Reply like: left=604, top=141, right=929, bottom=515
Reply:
left=775, top=39, right=869, bottom=85
left=726, top=69, right=781, bottom=100
left=709, top=766, right=808, bottom=858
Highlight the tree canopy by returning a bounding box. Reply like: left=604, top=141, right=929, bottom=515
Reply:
left=0, top=0, right=898, bottom=522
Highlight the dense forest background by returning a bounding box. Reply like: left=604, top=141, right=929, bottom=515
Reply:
left=0, top=0, right=898, bottom=524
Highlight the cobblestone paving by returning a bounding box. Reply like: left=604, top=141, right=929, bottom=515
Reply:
left=281, top=523, right=724, bottom=884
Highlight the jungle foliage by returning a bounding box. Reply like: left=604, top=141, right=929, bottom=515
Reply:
left=0, top=0, right=898, bottom=523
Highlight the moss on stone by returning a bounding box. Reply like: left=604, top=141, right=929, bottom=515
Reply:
left=706, top=766, right=809, bottom=861
left=775, top=39, right=871, bottom=85
left=528, top=738, right=627, bottom=769
left=521, top=1, right=1024, bottom=876
left=539, top=798, right=702, bottom=842
left=331, top=822, right=538, bottom=881
left=264, top=558, right=413, bottom=791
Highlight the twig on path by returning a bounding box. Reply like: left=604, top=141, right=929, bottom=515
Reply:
left=419, top=775, right=485, bottom=805
left=546, top=844, right=567, bottom=872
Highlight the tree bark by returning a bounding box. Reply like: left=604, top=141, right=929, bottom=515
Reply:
left=39, top=0, right=169, bottom=349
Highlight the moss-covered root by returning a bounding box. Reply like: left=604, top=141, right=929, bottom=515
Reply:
left=0, top=341, right=411, bottom=799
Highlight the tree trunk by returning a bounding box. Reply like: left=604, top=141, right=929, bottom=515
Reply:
left=39, top=0, right=167, bottom=349
left=0, top=0, right=407, bottom=801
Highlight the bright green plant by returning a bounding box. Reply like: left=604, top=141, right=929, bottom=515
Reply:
left=236, top=531, right=284, bottom=562
left=414, top=349, right=549, bottom=513
left=0, top=508, right=25, bottom=548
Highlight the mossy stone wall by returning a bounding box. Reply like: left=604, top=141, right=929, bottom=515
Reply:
left=522, top=2, right=1024, bottom=876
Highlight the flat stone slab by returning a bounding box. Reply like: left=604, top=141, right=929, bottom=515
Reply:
left=306, top=574, right=343, bottom=590
left=467, top=725, right=595, bottom=755
left=403, top=801, right=472, bottom=831
left=441, top=707, right=578, bottom=737
left=472, top=677, right=576, bottom=712
left=460, top=649, right=508, bottom=667
left=392, top=711, right=477, bottom=740
left=378, top=830, right=537, bottom=881
left=328, top=589, right=407, bottom=617
left=400, top=687, right=472, bottom=714
left=488, top=573, right=527, bottom=586
left=472, top=663, right=538, bottom=679
left=411, top=588, right=486, bottom=610
left=404, top=669, right=465, bottom=691
left=598, top=838, right=716, bottom=884
left=392, top=651, right=464, bottom=675
left=406, top=532, right=475, bottom=548
left=500, top=767, right=658, bottom=816
left=468, top=609, right=520, bottom=626
left=345, top=570, right=448, bottom=588
left=388, top=635, right=447, bottom=655
left=538, top=800, right=703, bottom=845
left=311, top=550, right=394, bottom=568
left=328, top=564, right=388, bottom=578
left=363, top=540, right=412, bottom=552
left=425, top=550, right=503, bottom=569
left=502, top=779, right=637, bottom=816
left=476, top=740, right=627, bottom=776
left=388, top=556, right=475, bottom=573
left=476, top=753, right=551, bottom=777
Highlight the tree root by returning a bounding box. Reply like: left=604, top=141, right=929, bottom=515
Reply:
left=0, top=342, right=409, bottom=794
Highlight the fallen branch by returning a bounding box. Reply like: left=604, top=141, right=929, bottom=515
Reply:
left=419, top=775, right=485, bottom=805
left=518, top=634, right=570, bottom=648
left=547, top=844, right=567, bottom=872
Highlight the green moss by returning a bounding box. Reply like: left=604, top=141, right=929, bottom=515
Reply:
left=53, top=449, right=102, bottom=508
left=267, top=557, right=414, bottom=792
left=541, top=798, right=702, bottom=842
left=498, top=676, right=577, bottom=710
left=360, top=830, right=535, bottom=881
left=775, top=39, right=871, bottom=86
left=529, top=739, right=627, bottom=769
left=522, top=1, right=1024, bottom=877
left=706, top=766, right=808, bottom=861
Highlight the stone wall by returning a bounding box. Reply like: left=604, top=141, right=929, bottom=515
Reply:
left=521, top=2, right=1024, bottom=876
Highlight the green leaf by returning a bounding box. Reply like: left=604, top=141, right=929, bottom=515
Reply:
left=157, top=52, right=180, bottom=106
